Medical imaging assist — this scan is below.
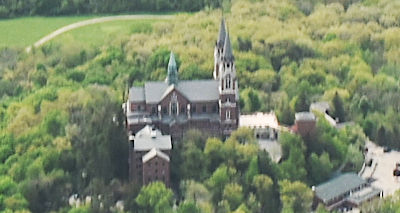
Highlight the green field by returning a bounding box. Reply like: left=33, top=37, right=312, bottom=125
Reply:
left=0, top=16, right=96, bottom=48
left=51, top=19, right=158, bottom=48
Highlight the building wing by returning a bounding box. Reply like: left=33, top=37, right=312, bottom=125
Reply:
left=315, top=173, right=366, bottom=203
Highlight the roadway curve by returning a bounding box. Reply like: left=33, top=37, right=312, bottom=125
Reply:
left=26, top=14, right=173, bottom=52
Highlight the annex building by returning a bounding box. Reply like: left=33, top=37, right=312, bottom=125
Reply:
left=124, top=18, right=239, bottom=140
left=313, top=173, right=382, bottom=211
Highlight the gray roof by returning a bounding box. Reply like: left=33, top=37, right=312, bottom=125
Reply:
left=129, top=87, right=145, bottom=102
left=315, top=173, right=366, bottom=203
left=217, top=18, right=226, bottom=48
left=131, top=80, right=220, bottom=104
left=346, top=187, right=382, bottom=205
left=223, top=31, right=234, bottom=61
left=134, top=125, right=172, bottom=151
left=295, top=112, right=316, bottom=121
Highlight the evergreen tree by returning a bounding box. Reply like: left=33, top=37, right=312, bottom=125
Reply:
left=332, top=91, right=345, bottom=122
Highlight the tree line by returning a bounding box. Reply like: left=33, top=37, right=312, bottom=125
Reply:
left=0, top=0, right=223, bottom=18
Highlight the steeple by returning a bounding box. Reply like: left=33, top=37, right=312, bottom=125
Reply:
left=166, top=52, right=178, bottom=85
left=217, top=18, right=226, bottom=48
left=223, top=31, right=234, bottom=62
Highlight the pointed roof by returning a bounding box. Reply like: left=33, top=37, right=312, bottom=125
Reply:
left=142, top=148, right=170, bottom=163
left=217, top=18, right=226, bottom=48
left=166, top=52, right=178, bottom=85
left=223, top=31, right=234, bottom=62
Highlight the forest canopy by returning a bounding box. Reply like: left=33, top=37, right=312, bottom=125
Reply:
left=0, top=0, right=400, bottom=212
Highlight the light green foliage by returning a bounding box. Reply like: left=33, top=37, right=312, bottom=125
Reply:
left=2, top=0, right=400, bottom=212
left=177, top=201, right=201, bottom=213
left=252, top=174, right=274, bottom=212
left=279, top=180, right=313, bottom=213
left=223, top=183, right=244, bottom=210
left=136, top=182, right=174, bottom=213
left=244, top=156, right=259, bottom=189
left=361, top=190, right=400, bottom=213
left=206, top=165, right=237, bottom=204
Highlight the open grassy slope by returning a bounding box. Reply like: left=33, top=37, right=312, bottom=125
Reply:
left=50, top=19, right=159, bottom=48
left=0, top=16, right=96, bottom=48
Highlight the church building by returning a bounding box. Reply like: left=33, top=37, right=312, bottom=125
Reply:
left=124, top=18, right=239, bottom=140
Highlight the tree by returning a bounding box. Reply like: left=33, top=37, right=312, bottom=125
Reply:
left=332, top=91, right=345, bottom=122
left=206, top=165, right=236, bottom=204
left=252, top=175, right=274, bottom=213
left=308, top=152, right=333, bottom=184
left=135, top=182, right=174, bottom=213
left=204, top=138, right=226, bottom=173
left=177, top=201, right=201, bottom=213
left=223, top=183, right=244, bottom=210
left=248, top=89, right=261, bottom=112
left=279, top=180, right=313, bottom=213
left=244, top=156, right=259, bottom=189
left=181, top=141, right=207, bottom=181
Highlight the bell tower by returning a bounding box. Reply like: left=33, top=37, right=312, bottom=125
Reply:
left=214, top=18, right=226, bottom=80
left=217, top=25, right=239, bottom=137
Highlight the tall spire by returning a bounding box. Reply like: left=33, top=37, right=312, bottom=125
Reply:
left=217, top=18, right=226, bottom=48
left=166, top=52, right=178, bottom=85
left=223, top=31, right=234, bottom=62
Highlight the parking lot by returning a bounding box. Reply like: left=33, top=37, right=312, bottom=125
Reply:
left=361, top=141, right=400, bottom=197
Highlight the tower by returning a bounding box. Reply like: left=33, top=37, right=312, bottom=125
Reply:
left=217, top=23, right=239, bottom=136
left=214, top=18, right=226, bottom=80
left=166, top=52, right=178, bottom=85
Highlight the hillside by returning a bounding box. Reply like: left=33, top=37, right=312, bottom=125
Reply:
left=0, top=0, right=400, bottom=212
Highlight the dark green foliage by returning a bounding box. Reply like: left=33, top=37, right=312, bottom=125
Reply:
left=1, top=0, right=209, bottom=18
left=42, top=110, right=67, bottom=137
left=67, top=70, right=86, bottom=82
left=146, top=47, right=180, bottom=81
left=332, top=91, right=345, bottom=122
left=237, top=36, right=252, bottom=52
left=269, top=40, right=315, bottom=71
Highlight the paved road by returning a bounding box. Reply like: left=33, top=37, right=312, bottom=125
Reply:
left=361, top=141, right=400, bottom=197
left=26, top=14, right=173, bottom=52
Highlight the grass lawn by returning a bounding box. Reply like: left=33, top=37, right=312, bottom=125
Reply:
left=50, top=19, right=159, bottom=48
left=0, top=16, right=96, bottom=48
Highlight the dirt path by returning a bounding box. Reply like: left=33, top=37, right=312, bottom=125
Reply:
left=26, top=14, right=173, bottom=52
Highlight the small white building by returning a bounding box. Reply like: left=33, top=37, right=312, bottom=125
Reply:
left=239, top=112, right=280, bottom=140
left=239, top=112, right=282, bottom=162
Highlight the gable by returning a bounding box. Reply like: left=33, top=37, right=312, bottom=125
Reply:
left=141, top=80, right=219, bottom=104
left=159, top=85, right=189, bottom=104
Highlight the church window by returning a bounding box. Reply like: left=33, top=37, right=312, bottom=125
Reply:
left=226, top=110, right=231, bottom=120
left=171, top=103, right=177, bottom=115
left=226, top=75, right=231, bottom=89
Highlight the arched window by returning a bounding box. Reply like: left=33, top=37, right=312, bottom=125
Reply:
left=225, top=75, right=231, bottom=89
left=226, top=110, right=231, bottom=120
